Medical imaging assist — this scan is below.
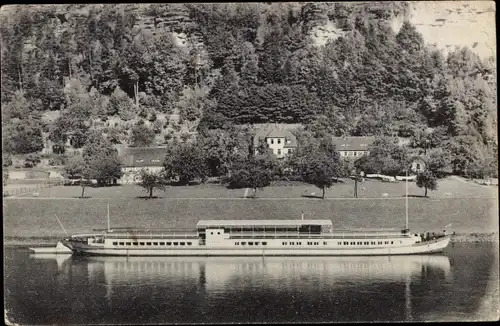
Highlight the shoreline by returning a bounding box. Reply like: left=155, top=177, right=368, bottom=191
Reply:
left=4, top=232, right=499, bottom=247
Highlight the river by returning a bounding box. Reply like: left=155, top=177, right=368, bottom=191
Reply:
left=4, top=243, right=498, bottom=324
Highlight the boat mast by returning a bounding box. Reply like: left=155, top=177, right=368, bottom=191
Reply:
left=107, top=202, right=111, bottom=232
left=405, top=169, right=409, bottom=230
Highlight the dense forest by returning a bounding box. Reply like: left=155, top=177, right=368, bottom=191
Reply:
left=1, top=3, right=497, bottom=177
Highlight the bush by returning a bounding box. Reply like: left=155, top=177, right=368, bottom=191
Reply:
left=153, top=120, right=163, bottom=134
left=2, top=153, right=13, bottom=167
left=164, top=133, right=173, bottom=143
left=148, top=111, right=157, bottom=122
left=48, top=155, right=67, bottom=166
left=24, top=153, right=42, bottom=168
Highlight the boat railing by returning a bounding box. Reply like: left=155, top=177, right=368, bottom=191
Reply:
left=228, top=233, right=410, bottom=239
left=104, top=232, right=199, bottom=239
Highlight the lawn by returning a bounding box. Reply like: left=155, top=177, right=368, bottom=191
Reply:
left=12, top=176, right=497, bottom=199
left=3, top=176, right=497, bottom=239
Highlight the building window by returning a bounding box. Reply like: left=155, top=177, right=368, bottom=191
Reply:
left=384, top=241, right=389, bottom=244
left=270, top=139, right=274, bottom=144
left=166, top=242, right=171, bottom=245
left=126, top=242, right=131, bottom=245
left=390, top=241, right=393, bottom=244
left=290, top=242, right=294, bottom=245
left=371, top=242, right=375, bottom=245
left=255, top=242, right=260, bottom=245
left=159, top=242, right=165, bottom=245
left=344, top=241, right=349, bottom=245
left=262, top=242, right=267, bottom=245
left=133, top=242, right=139, bottom=246
left=297, top=242, right=302, bottom=245
left=153, top=242, right=158, bottom=245
left=173, top=242, right=178, bottom=246
left=344, top=152, right=348, bottom=156
left=288, top=149, right=292, bottom=154
left=113, top=242, right=118, bottom=245
left=350, top=242, right=355, bottom=245
left=187, top=242, right=192, bottom=245
left=235, top=242, right=239, bottom=245
left=210, top=232, right=213, bottom=235
left=277, top=139, right=281, bottom=144
left=140, top=242, right=145, bottom=245
left=217, top=232, right=220, bottom=235
left=180, top=242, right=185, bottom=245
left=277, top=149, right=281, bottom=155
left=146, top=242, right=151, bottom=246
left=119, top=242, right=125, bottom=245
left=416, top=163, right=421, bottom=170
left=248, top=242, right=254, bottom=245
left=354, top=152, right=357, bottom=156
left=338, top=242, right=342, bottom=245
left=378, top=241, right=382, bottom=245
left=241, top=242, right=246, bottom=245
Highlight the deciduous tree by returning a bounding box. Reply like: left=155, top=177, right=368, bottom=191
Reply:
left=137, top=169, right=167, bottom=198
left=416, top=170, right=438, bottom=197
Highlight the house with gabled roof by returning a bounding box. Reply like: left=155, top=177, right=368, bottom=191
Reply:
left=119, top=147, right=167, bottom=184
left=331, top=136, right=376, bottom=159
left=253, top=127, right=298, bottom=159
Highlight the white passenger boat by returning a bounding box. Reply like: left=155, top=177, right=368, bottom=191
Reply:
left=60, top=219, right=451, bottom=256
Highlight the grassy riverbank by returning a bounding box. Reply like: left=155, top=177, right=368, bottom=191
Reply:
left=4, top=177, right=497, bottom=243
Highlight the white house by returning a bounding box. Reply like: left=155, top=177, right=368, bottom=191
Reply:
left=119, top=147, right=167, bottom=184
left=253, top=128, right=298, bottom=159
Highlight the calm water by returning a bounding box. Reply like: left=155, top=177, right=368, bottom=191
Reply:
left=4, top=243, right=499, bottom=324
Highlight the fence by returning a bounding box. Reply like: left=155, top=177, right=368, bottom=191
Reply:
left=3, top=179, right=63, bottom=197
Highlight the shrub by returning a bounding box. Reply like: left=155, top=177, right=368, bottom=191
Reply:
left=24, top=153, right=42, bottom=168
left=2, top=153, right=13, bottom=167
left=148, top=111, right=157, bottom=122
left=153, top=120, right=163, bottom=134
left=49, top=155, right=67, bottom=166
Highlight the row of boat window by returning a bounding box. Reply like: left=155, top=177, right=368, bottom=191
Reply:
left=234, top=241, right=268, bottom=246
left=112, top=241, right=193, bottom=246
left=282, top=241, right=396, bottom=245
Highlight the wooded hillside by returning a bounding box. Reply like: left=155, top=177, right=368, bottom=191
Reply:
left=1, top=3, right=497, bottom=174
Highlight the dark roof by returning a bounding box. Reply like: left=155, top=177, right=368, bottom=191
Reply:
left=253, top=128, right=298, bottom=148
left=331, top=136, right=376, bottom=151
left=120, top=147, right=167, bottom=167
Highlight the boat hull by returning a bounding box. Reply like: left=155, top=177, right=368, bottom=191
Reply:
left=29, top=241, right=73, bottom=254
left=65, top=236, right=451, bottom=257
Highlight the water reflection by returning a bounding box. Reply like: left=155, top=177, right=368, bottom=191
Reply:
left=30, top=254, right=451, bottom=292
left=18, top=249, right=497, bottom=323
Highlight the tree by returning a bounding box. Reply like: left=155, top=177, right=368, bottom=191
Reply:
left=427, top=149, right=450, bottom=175
left=137, top=169, right=167, bottom=198
left=364, top=137, right=410, bottom=176
left=63, top=156, right=92, bottom=198
left=290, top=137, right=344, bottom=199
left=2, top=118, right=45, bottom=154
left=129, top=123, right=155, bottom=147
left=163, top=143, right=209, bottom=185
left=416, top=170, right=438, bottom=197
left=299, top=152, right=342, bottom=199
left=226, top=157, right=273, bottom=198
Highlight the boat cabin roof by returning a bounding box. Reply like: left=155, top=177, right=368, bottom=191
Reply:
left=197, top=220, right=333, bottom=228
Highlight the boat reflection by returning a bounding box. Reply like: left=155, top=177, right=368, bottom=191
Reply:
left=74, top=255, right=451, bottom=291
left=29, top=253, right=72, bottom=271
